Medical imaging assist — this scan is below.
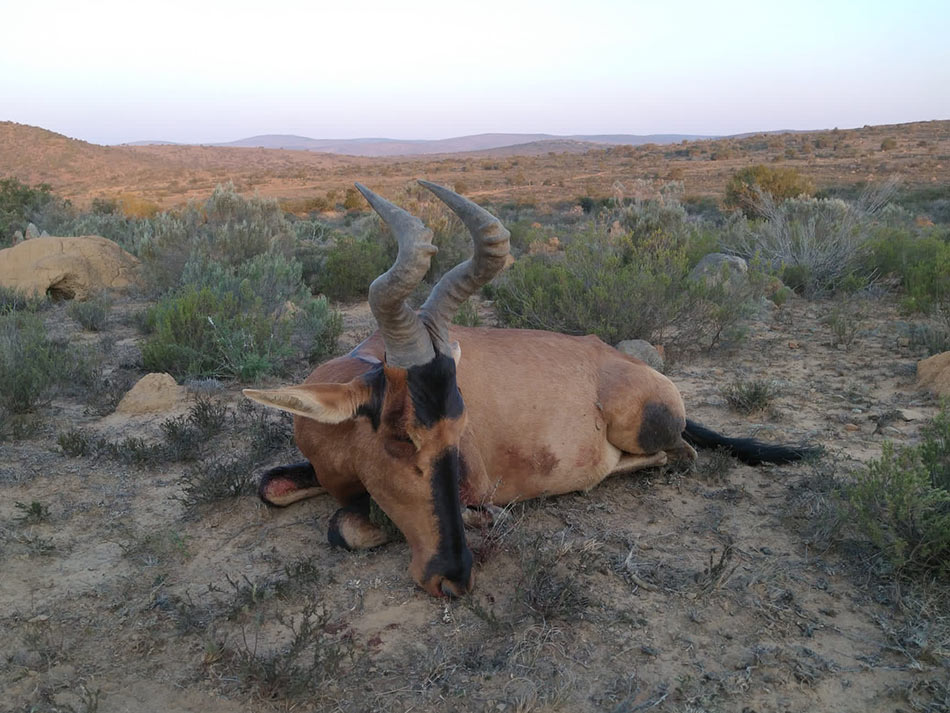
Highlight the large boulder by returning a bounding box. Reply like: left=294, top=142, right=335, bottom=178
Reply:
left=0, top=235, right=140, bottom=300
left=918, top=351, right=950, bottom=398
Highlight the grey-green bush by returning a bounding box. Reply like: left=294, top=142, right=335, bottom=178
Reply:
left=141, top=252, right=341, bottom=381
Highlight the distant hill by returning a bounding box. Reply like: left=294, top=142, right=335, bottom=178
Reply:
left=200, top=132, right=714, bottom=157
left=3, top=119, right=947, bottom=212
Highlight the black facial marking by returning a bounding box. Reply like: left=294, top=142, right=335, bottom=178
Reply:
left=423, top=448, right=473, bottom=586
left=258, top=461, right=318, bottom=507
left=407, top=353, right=464, bottom=428
left=327, top=493, right=372, bottom=549
left=354, top=364, right=385, bottom=431
left=637, top=401, right=683, bottom=453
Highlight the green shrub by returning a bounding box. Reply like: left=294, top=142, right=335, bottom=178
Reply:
left=0, top=312, right=96, bottom=413
left=492, top=225, right=758, bottom=351
left=846, top=406, right=950, bottom=579
left=721, top=378, right=777, bottom=414
left=722, top=195, right=874, bottom=296
left=0, top=178, right=59, bottom=245
left=141, top=253, right=340, bottom=380
left=452, top=301, right=482, bottom=327
left=139, top=183, right=295, bottom=293
left=307, top=233, right=392, bottom=301
left=142, top=285, right=285, bottom=380
left=865, top=227, right=950, bottom=314
left=724, top=165, right=815, bottom=217
left=0, top=285, right=48, bottom=314
left=68, top=294, right=111, bottom=331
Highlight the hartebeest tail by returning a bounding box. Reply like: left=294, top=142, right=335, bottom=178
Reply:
left=683, top=419, right=818, bottom=465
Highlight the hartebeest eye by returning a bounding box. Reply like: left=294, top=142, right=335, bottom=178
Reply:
left=383, top=436, right=416, bottom=459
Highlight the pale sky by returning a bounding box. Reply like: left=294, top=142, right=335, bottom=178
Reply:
left=2, top=0, right=948, bottom=144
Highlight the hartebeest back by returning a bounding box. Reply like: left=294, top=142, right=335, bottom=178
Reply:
left=245, top=181, right=814, bottom=597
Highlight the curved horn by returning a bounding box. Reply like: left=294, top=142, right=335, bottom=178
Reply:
left=417, top=180, right=511, bottom=351
left=357, top=183, right=437, bottom=367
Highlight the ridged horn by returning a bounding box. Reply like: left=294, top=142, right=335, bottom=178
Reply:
left=417, top=180, right=510, bottom=351
left=357, top=183, right=438, bottom=368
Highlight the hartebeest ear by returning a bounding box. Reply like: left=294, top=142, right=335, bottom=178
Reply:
left=243, top=379, right=372, bottom=423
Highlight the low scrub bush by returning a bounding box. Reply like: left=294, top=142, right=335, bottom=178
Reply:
left=721, top=378, right=778, bottom=414
left=724, top=165, right=815, bottom=217
left=0, top=312, right=96, bottom=414
left=306, top=233, right=392, bottom=301
left=68, top=293, right=111, bottom=331
left=845, top=406, right=950, bottom=579
left=865, top=227, right=950, bottom=314
left=491, top=204, right=761, bottom=352
left=141, top=253, right=341, bottom=381
left=139, top=183, right=296, bottom=293
left=0, top=178, right=60, bottom=245
left=723, top=195, right=871, bottom=296
left=0, top=285, right=48, bottom=314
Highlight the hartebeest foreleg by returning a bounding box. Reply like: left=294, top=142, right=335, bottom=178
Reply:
left=258, top=461, right=325, bottom=506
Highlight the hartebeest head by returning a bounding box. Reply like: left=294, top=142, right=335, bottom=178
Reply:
left=245, top=181, right=510, bottom=596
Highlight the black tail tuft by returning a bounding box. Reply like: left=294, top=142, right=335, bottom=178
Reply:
left=684, top=419, right=819, bottom=466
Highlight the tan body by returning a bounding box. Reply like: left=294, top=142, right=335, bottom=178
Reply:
left=294, top=327, right=690, bottom=510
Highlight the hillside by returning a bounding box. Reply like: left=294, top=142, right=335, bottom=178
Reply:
left=1, top=120, right=948, bottom=211
left=209, top=132, right=712, bottom=156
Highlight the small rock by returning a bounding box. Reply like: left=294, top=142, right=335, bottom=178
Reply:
left=788, top=341, right=800, bottom=350
left=28, top=614, right=50, bottom=623
left=845, top=424, right=860, bottom=432
left=615, top=339, right=664, bottom=371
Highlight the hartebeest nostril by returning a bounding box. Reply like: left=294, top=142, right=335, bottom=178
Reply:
left=439, top=573, right=473, bottom=598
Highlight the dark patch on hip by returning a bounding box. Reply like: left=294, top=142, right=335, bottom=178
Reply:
left=637, top=401, right=684, bottom=453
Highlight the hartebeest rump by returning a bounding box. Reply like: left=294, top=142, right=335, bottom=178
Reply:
left=244, top=181, right=813, bottom=597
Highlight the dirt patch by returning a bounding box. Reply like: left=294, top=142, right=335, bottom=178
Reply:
left=0, top=294, right=946, bottom=712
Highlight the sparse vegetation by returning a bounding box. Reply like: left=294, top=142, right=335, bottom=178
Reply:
left=0, top=177, right=60, bottom=245
left=141, top=252, right=341, bottom=380
left=1, top=122, right=950, bottom=713
left=492, top=196, right=761, bottom=351
left=722, top=377, right=778, bottom=414
left=67, top=292, right=111, bottom=331
left=845, top=405, right=950, bottom=579
left=724, top=164, right=815, bottom=217
left=0, top=312, right=95, bottom=414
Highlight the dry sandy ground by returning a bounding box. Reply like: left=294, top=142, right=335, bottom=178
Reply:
left=0, top=294, right=947, bottom=713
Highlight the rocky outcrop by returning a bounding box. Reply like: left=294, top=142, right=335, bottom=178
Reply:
left=918, top=351, right=950, bottom=398
left=0, top=235, right=140, bottom=300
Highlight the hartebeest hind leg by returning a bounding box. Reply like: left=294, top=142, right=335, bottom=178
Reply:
left=599, top=359, right=698, bottom=466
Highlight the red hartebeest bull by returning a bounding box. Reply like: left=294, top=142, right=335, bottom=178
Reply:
left=244, top=181, right=814, bottom=597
